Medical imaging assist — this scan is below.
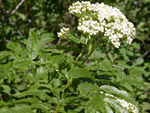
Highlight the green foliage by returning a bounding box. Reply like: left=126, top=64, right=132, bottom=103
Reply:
left=26, top=30, right=39, bottom=60
left=0, top=0, right=150, bottom=113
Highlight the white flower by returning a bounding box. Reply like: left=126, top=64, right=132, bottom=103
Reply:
left=57, top=27, right=70, bottom=38
left=68, top=1, right=136, bottom=48
left=126, top=37, right=133, bottom=44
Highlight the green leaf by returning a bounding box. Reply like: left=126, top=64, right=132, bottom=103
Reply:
left=13, top=56, right=32, bottom=69
left=46, top=45, right=81, bottom=53
left=1, top=84, right=11, bottom=96
left=16, top=12, right=26, bottom=20
left=127, top=51, right=134, bottom=56
left=31, top=103, right=51, bottom=113
left=85, top=97, right=105, bottom=113
left=104, top=98, right=128, bottom=113
left=13, top=90, right=49, bottom=101
left=0, top=51, right=12, bottom=60
left=51, top=54, right=64, bottom=69
left=105, top=104, right=113, bottom=113
left=100, top=85, right=136, bottom=105
left=129, top=67, right=144, bottom=76
left=80, top=35, right=88, bottom=44
left=74, top=106, right=84, bottom=112
left=78, top=83, right=98, bottom=96
left=70, top=35, right=80, bottom=43
left=6, top=41, right=22, bottom=55
left=68, top=110, right=78, bottom=113
left=142, top=102, right=150, bottom=112
left=39, top=33, right=54, bottom=38
left=10, top=98, right=40, bottom=105
left=68, top=68, right=92, bottom=79
left=26, top=30, right=39, bottom=60
left=0, top=106, right=34, bottom=113
left=48, top=45, right=69, bottom=50
left=135, top=58, right=144, bottom=65
left=100, top=59, right=112, bottom=70
left=117, top=61, right=127, bottom=70
left=61, top=95, right=78, bottom=103
left=50, top=88, right=60, bottom=99
left=108, top=53, right=114, bottom=62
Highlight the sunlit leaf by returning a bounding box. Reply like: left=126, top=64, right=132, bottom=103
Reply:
left=100, top=85, right=137, bottom=105
left=104, top=98, right=128, bottom=113
left=68, top=67, right=92, bottom=79
left=0, top=106, right=34, bottom=113
left=6, top=41, right=22, bottom=55
left=0, top=51, right=12, bottom=60
left=78, top=83, right=98, bottom=96
left=26, top=30, right=39, bottom=60
left=85, top=97, right=105, bottom=113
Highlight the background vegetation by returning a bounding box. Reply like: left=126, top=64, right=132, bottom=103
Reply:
left=0, top=0, right=150, bottom=112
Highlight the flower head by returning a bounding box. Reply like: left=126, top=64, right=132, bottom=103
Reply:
left=57, top=27, right=70, bottom=38
left=68, top=1, right=136, bottom=48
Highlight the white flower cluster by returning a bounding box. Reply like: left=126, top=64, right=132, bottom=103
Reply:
left=69, top=1, right=136, bottom=48
left=57, top=27, right=70, bottom=38
left=102, top=91, right=138, bottom=113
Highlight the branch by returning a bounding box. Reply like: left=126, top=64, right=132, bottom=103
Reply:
left=131, top=50, right=150, bottom=62
left=0, top=0, right=25, bottom=27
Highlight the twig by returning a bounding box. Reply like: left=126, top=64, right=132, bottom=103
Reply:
left=131, top=50, right=150, bottom=62
left=22, top=78, right=26, bottom=90
left=0, top=0, right=25, bottom=27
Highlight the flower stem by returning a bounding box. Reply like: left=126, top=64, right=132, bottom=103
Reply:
left=81, top=36, right=103, bottom=65
left=71, top=49, right=84, bottom=69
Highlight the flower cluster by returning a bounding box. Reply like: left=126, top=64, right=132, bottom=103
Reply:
left=57, top=27, right=70, bottom=38
left=68, top=1, right=136, bottom=48
left=100, top=91, right=138, bottom=113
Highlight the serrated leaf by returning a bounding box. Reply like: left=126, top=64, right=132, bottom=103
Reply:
left=39, top=33, right=54, bottom=38
left=130, top=67, right=144, bottom=76
left=6, top=41, right=22, bottom=55
left=46, top=45, right=81, bottom=53
left=26, top=30, right=39, bottom=60
left=70, top=35, right=80, bottom=43
left=12, top=56, right=32, bottom=68
left=13, top=90, right=49, bottom=101
left=0, top=106, right=34, bottom=113
left=11, top=98, right=40, bottom=105
left=51, top=54, right=64, bottom=69
left=108, top=53, right=114, bottom=62
left=0, top=51, right=12, bottom=60
left=68, top=68, right=92, bottom=79
left=117, top=61, right=127, bottom=70
left=100, top=59, right=112, bottom=70
left=100, top=85, right=136, bottom=105
left=105, top=104, right=113, bottom=113
left=78, top=83, right=98, bottom=96
left=61, top=95, right=78, bottom=103
left=31, top=103, right=51, bottom=113
left=1, top=85, right=11, bottom=96
left=104, top=98, right=128, bottom=113
left=50, top=88, right=60, bottom=99
left=85, top=97, right=105, bottom=113
left=74, top=106, right=84, bottom=112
